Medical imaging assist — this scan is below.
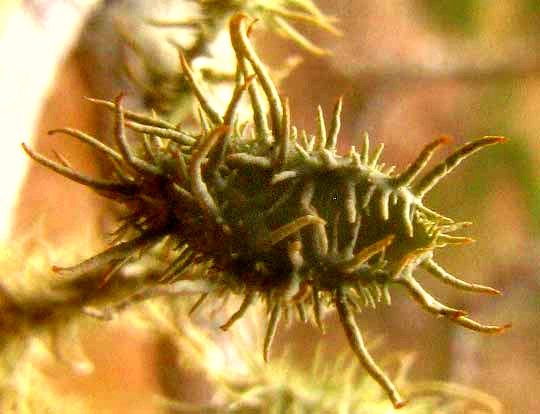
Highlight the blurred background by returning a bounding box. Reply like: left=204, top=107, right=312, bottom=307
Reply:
left=1, top=0, right=539, bottom=412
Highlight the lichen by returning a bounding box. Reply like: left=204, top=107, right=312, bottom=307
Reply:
left=22, top=13, right=509, bottom=409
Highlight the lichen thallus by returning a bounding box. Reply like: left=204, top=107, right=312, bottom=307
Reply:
left=22, top=13, right=510, bottom=409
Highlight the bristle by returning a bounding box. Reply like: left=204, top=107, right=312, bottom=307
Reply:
left=422, top=259, right=501, bottom=295
left=436, top=234, right=475, bottom=246
left=369, top=142, right=384, bottom=167
left=271, top=170, right=298, bottom=185
left=113, top=94, right=162, bottom=176
left=300, top=129, right=310, bottom=150
left=273, top=15, right=329, bottom=56
left=21, top=143, right=132, bottom=195
left=189, top=126, right=228, bottom=220
left=142, top=134, right=157, bottom=163
left=338, top=235, right=394, bottom=274
left=159, top=249, right=196, bottom=282
left=198, top=105, right=211, bottom=135
left=416, top=204, right=453, bottom=222
left=230, top=14, right=282, bottom=140
left=399, top=193, right=415, bottom=237
left=48, top=128, right=123, bottom=161
left=316, top=105, right=327, bottom=150
left=415, top=136, right=505, bottom=198
left=52, top=149, right=72, bottom=169
left=98, top=255, right=133, bottom=288
left=52, top=230, right=164, bottom=277
left=295, top=302, right=307, bottom=323
left=342, top=216, right=362, bottom=258
left=353, top=284, right=376, bottom=309
left=238, top=58, right=272, bottom=145
left=267, top=215, right=326, bottom=246
left=124, top=121, right=195, bottom=146
left=220, top=292, right=255, bottom=330
left=378, top=187, right=392, bottom=221
left=189, top=292, right=209, bottom=316
left=290, top=126, right=298, bottom=145
left=361, top=184, right=376, bottom=210
left=450, top=317, right=511, bottom=334
left=227, top=153, right=272, bottom=169
left=278, top=97, right=291, bottom=166
left=369, top=282, right=383, bottom=303
left=178, top=52, right=222, bottom=125
left=382, top=284, right=392, bottom=305
left=393, top=136, right=449, bottom=187
left=341, top=179, right=357, bottom=224
left=360, top=132, right=370, bottom=164
left=263, top=302, right=282, bottom=362
left=312, top=287, right=325, bottom=332
left=328, top=210, right=341, bottom=257
left=335, top=287, right=406, bottom=409
left=84, top=97, right=176, bottom=129
left=173, top=151, right=189, bottom=182
left=397, top=274, right=467, bottom=318
left=326, top=97, right=342, bottom=151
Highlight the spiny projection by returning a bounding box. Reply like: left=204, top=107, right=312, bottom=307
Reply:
left=22, top=13, right=510, bottom=409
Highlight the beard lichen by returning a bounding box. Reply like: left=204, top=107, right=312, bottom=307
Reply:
left=22, top=13, right=510, bottom=409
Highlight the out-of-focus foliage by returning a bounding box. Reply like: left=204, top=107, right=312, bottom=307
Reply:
left=97, top=0, right=337, bottom=119
left=0, top=239, right=93, bottom=412
left=420, top=0, right=479, bottom=34
left=131, top=299, right=503, bottom=414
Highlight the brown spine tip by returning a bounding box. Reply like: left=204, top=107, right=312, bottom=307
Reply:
left=449, top=310, right=468, bottom=318
left=436, top=135, right=452, bottom=145
left=393, top=399, right=408, bottom=409
left=83, top=96, right=101, bottom=104
left=51, top=265, right=69, bottom=274
left=229, top=12, right=250, bottom=35
left=246, top=17, right=259, bottom=37
left=483, top=135, right=507, bottom=144
left=113, top=92, right=125, bottom=105
left=178, top=51, right=188, bottom=71
left=487, top=287, right=503, bottom=296
left=498, top=323, right=512, bottom=333
left=244, top=73, right=257, bottom=85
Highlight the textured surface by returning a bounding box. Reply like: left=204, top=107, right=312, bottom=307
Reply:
left=23, top=12, right=510, bottom=409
